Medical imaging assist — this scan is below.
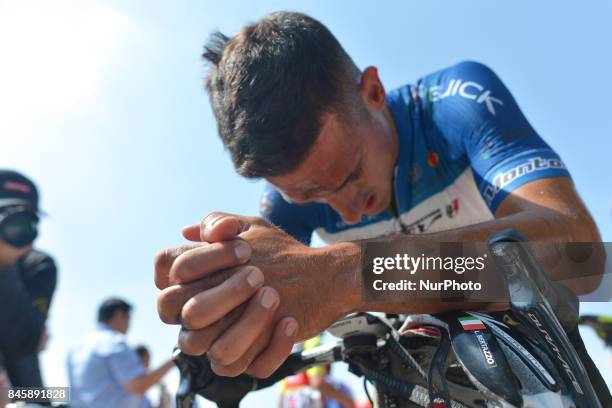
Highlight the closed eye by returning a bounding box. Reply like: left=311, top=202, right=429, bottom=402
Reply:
left=331, top=158, right=363, bottom=194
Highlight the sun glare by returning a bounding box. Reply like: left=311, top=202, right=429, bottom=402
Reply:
left=0, top=1, right=132, bottom=132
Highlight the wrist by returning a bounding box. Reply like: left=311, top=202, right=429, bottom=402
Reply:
left=321, top=241, right=363, bottom=317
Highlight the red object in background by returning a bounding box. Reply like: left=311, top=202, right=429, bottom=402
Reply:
left=355, top=401, right=373, bottom=408
left=284, top=372, right=309, bottom=389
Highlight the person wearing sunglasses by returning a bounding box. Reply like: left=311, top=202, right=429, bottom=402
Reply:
left=0, top=170, right=57, bottom=404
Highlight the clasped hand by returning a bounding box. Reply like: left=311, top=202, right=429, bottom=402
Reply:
left=155, top=212, right=349, bottom=378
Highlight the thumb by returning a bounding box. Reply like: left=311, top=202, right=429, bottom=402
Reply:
left=182, top=224, right=201, bottom=241
left=182, top=212, right=251, bottom=243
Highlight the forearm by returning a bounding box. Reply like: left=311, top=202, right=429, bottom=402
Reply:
left=127, top=360, right=175, bottom=395
left=330, top=208, right=602, bottom=316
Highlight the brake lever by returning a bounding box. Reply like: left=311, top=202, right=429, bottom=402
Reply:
left=488, top=229, right=601, bottom=408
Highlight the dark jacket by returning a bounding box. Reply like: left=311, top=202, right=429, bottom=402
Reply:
left=0, top=250, right=57, bottom=386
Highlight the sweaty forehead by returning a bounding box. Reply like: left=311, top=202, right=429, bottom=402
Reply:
left=269, top=114, right=359, bottom=193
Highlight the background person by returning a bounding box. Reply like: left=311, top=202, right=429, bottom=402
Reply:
left=67, top=298, right=175, bottom=408
left=307, top=366, right=353, bottom=408
left=134, top=345, right=153, bottom=408
left=0, top=170, right=57, bottom=404
left=134, top=345, right=173, bottom=408
left=279, top=337, right=354, bottom=408
left=135, top=345, right=151, bottom=370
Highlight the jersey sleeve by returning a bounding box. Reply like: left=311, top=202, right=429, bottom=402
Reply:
left=427, top=61, right=571, bottom=213
left=259, top=184, right=316, bottom=245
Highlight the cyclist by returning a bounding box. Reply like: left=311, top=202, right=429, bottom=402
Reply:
left=154, top=11, right=611, bottom=405
left=0, top=170, right=57, bottom=404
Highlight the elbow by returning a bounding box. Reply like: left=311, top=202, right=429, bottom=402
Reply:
left=537, top=204, right=600, bottom=243
left=559, top=204, right=601, bottom=242
left=563, top=208, right=601, bottom=243
left=557, top=210, right=606, bottom=295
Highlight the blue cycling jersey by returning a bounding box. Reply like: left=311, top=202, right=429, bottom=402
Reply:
left=260, top=61, right=570, bottom=245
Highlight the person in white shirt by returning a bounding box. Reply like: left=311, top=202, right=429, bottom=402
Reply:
left=67, top=298, right=174, bottom=408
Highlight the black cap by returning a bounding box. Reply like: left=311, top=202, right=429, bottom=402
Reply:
left=0, top=170, right=40, bottom=212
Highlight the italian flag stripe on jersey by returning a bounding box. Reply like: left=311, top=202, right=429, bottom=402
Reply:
left=458, top=316, right=486, bottom=330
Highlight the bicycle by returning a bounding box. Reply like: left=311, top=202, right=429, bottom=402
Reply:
left=173, top=229, right=603, bottom=408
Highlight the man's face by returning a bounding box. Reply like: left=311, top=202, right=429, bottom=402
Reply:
left=116, top=310, right=131, bottom=334
left=268, top=109, right=397, bottom=224
left=0, top=205, right=35, bottom=269
left=0, top=240, right=32, bottom=269
left=140, top=352, right=150, bottom=369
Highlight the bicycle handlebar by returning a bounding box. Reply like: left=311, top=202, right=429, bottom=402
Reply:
left=174, top=229, right=602, bottom=408
left=174, top=343, right=344, bottom=408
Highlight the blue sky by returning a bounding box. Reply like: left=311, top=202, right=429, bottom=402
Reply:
left=0, top=0, right=610, bottom=405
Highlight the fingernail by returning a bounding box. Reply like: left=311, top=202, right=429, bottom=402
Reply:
left=260, top=288, right=278, bottom=309
left=234, top=241, right=251, bottom=262
left=246, top=267, right=263, bottom=288
left=284, top=320, right=298, bottom=337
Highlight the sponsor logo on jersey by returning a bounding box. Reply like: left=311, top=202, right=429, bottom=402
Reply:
left=482, top=157, right=566, bottom=204
left=401, top=198, right=460, bottom=234
left=419, top=79, right=504, bottom=115
left=403, top=208, right=443, bottom=234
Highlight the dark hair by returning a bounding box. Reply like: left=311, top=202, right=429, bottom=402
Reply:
left=134, top=345, right=150, bottom=358
left=97, top=297, right=132, bottom=323
left=203, top=11, right=363, bottom=178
